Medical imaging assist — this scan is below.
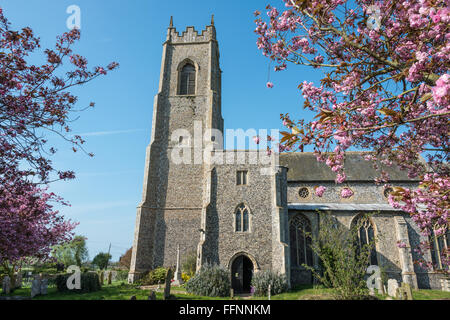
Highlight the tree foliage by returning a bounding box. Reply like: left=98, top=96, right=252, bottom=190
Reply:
left=92, top=252, right=112, bottom=270
left=303, top=212, right=375, bottom=299
left=118, top=248, right=132, bottom=270
left=0, top=6, right=117, bottom=272
left=52, top=235, right=89, bottom=267
left=254, top=0, right=449, bottom=272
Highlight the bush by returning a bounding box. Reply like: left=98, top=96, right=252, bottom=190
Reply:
left=55, top=272, right=101, bottom=293
left=182, top=251, right=197, bottom=277
left=251, top=270, right=288, bottom=296
left=181, top=272, right=190, bottom=282
left=141, top=267, right=168, bottom=285
left=115, top=270, right=129, bottom=282
left=303, top=212, right=375, bottom=300
left=32, top=262, right=58, bottom=275
left=185, top=264, right=230, bottom=297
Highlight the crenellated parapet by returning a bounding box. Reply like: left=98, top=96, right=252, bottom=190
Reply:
left=166, top=16, right=216, bottom=43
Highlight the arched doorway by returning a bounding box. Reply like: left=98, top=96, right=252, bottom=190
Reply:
left=231, top=255, right=254, bottom=293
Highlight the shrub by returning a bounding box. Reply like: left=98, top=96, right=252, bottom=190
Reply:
left=182, top=251, right=197, bottom=277
left=141, top=267, right=168, bottom=285
left=32, top=262, right=58, bottom=275
left=55, top=272, right=101, bottom=293
left=115, top=270, right=129, bottom=282
left=185, top=264, right=230, bottom=297
left=181, top=272, right=190, bottom=282
left=251, top=270, right=288, bottom=296
left=303, top=212, right=375, bottom=300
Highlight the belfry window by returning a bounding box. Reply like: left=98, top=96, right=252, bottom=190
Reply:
left=179, top=63, right=196, bottom=95
left=235, top=204, right=250, bottom=232
left=289, top=214, right=313, bottom=267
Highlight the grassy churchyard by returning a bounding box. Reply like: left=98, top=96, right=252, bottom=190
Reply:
left=2, top=282, right=450, bottom=300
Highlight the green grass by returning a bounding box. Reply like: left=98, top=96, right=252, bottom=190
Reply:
left=2, top=282, right=449, bottom=300
left=412, top=289, right=450, bottom=300
left=1, top=282, right=233, bottom=300
left=251, top=284, right=450, bottom=300
left=251, top=285, right=335, bottom=300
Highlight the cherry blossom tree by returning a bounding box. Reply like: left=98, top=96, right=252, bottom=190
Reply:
left=0, top=175, right=77, bottom=278
left=254, top=0, right=449, bottom=272
left=0, top=7, right=118, bottom=275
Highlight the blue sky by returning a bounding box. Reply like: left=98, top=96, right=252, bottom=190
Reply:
left=1, top=0, right=324, bottom=261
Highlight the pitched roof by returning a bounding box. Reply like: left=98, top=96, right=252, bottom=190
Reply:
left=279, top=152, right=418, bottom=182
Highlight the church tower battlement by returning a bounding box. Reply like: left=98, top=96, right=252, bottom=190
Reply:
left=166, top=16, right=217, bottom=44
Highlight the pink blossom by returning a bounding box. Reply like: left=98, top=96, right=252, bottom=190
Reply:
left=266, top=81, right=274, bottom=88
left=397, top=241, right=407, bottom=248
left=315, top=186, right=326, bottom=197
left=254, top=0, right=450, bottom=272
left=341, top=187, right=354, bottom=198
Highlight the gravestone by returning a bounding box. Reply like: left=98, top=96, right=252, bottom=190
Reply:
left=375, top=278, right=384, bottom=295
left=268, top=284, right=271, bottom=300
left=163, top=268, right=173, bottom=300
left=397, top=282, right=413, bottom=300
left=14, top=273, right=22, bottom=289
left=99, top=271, right=104, bottom=285
left=107, top=271, right=112, bottom=285
left=2, top=276, right=11, bottom=294
left=230, top=288, right=234, bottom=299
left=148, top=290, right=156, bottom=300
left=31, top=276, right=41, bottom=298
left=172, top=245, right=184, bottom=286
left=130, top=295, right=137, bottom=300
left=387, top=279, right=399, bottom=297
left=441, top=278, right=450, bottom=292
left=40, top=278, right=48, bottom=295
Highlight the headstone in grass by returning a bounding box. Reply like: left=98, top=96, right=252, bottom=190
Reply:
left=14, top=273, right=22, bottom=289
left=99, top=271, right=104, bottom=285
left=2, top=276, right=10, bottom=294
left=163, top=268, right=173, bottom=300
left=397, top=282, right=413, bottom=300
left=148, top=290, right=156, bottom=300
left=31, top=276, right=41, bottom=298
left=130, top=295, right=137, bottom=300
left=376, top=278, right=384, bottom=295
left=441, top=278, right=450, bottom=292
left=107, top=271, right=112, bottom=285
left=40, top=278, right=48, bottom=295
left=387, top=279, right=398, bottom=298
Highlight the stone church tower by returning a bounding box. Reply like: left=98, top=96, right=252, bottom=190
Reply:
left=128, top=17, right=224, bottom=282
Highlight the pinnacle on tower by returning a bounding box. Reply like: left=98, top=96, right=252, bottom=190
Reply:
left=169, top=16, right=173, bottom=28
left=211, top=14, right=214, bottom=26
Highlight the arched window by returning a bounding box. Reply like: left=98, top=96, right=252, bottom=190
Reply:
left=290, top=214, right=313, bottom=267
left=235, top=204, right=250, bottom=232
left=352, top=214, right=378, bottom=265
left=179, top=63, right=196, bottom=95
left=430, top=228, right=449, bottom=270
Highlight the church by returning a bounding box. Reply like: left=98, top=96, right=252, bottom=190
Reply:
left=128, top=18, right=444, bottom=292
